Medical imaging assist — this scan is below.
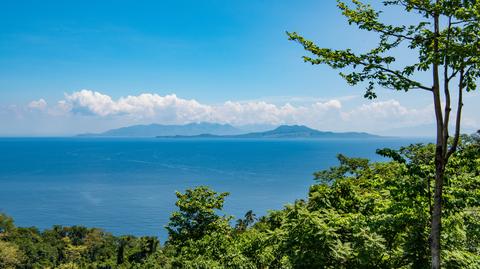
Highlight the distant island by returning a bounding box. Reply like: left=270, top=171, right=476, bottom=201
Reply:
left=78, top=123, right=381, bottom=139
left=157, top=125, right=381, bottom=139
left=77, top=122, right=243, bottom=137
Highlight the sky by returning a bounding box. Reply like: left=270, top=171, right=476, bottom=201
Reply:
left=0, top=0, right=478, bottom=136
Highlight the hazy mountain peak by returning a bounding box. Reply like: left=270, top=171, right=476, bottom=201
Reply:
left=272, top=125, right=317, bottom=133
left=78, top=122, right=242, bottom=137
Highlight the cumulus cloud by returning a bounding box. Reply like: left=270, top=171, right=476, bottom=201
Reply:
left=64, top=90, right=212, bottom=121
left=60, top=90, right=343, bottom=126
left=28, top=99, right=47, bottom=111
left=342, top=99, right=434, bottom=127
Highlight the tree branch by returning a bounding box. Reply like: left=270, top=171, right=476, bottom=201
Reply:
left=442, top=16, right=453, bottom=157
left=396, top=0, right=435, bottom=17
left=370, top=63, right=433, bottom=91
left=446, top=68, right=464, bottom=160
left=447, top=56, right=475, bottom=82
left=377, top=28, right=416, bottom=41
left=451, top=19, right=477, bottom=25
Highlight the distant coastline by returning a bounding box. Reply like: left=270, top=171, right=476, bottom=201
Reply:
left=155, top=125, right=381, bottom=139
left=78, top=123, right=382, bottom=139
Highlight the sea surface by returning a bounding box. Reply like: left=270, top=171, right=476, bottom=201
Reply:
left=0, top=137, right=431, bottom=240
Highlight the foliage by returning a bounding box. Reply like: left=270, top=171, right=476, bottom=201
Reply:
left=165, top=186, right=230, bottom=247
left=287, top=2, right=479, bottom=267
left=235, top=210, right=257, bottom=232
left=287, top=0, right=480, bottom=97
left=0, top=241, right=24, bottom=269
left=0, top=217, right=162, bottom=268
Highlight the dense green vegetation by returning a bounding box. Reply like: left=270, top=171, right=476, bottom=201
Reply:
left=288, top=1, right=479, bottom=267
left=1, top=134, right=479, bottom=268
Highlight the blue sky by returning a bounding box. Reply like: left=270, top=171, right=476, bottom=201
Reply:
left=0, top=0, right=478, bottom=136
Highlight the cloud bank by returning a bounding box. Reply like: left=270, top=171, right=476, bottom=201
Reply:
left=2, top=89, right=477, bottom=136
left=59, top=89, right=433, bottom=128
left=58, top=90, right=353, bottom=127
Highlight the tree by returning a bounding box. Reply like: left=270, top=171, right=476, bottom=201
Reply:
left=0, top=213, right=15, bottom=235
left=253, top=140, right=479, bottom=268
left=0, top=241, right=24, bottom=269
left=165, top=186, right=253, bottom=268
left=165, top=186, right=230, bottom=246
left=287, top=1, right=479, bottom=267
left=235, top=210, right=257, bottom=232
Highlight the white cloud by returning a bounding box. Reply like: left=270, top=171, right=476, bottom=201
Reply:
left=64, top=90, right=213, bottom=121
left=28, top=99, right=47, bottom=111
left=45, top=90, right=432, bottom=128
left=13, top=89, right=477, bottom=135
left=60, top=89, right=344, bottom=126
left=342, top=99, right=434, bottom=128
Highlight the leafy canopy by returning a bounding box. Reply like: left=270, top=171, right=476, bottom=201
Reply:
left=166, top=186, right=231, bottom=247
left=288, top=0, right=480, bottom=99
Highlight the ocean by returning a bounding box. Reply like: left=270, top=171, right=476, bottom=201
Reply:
left=0, top=137, right=431, bottom=241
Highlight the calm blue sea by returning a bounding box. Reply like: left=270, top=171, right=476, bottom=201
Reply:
left=0, top=137, right=431, bottom=241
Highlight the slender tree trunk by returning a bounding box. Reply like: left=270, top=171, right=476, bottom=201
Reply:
left=431, top=154, right=445, bottom=269
left=430, top=4, right=444, bottom=267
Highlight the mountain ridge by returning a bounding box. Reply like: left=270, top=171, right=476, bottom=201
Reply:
left=78, top=123, right=381, bottom=139
left=156, top=124, right=381, bottom=139
left=77, top=122, right=242, bottom=137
